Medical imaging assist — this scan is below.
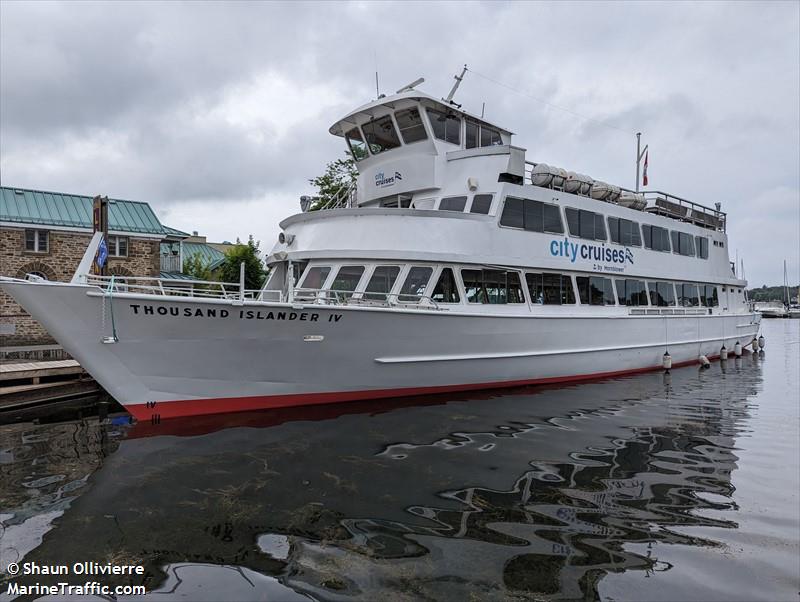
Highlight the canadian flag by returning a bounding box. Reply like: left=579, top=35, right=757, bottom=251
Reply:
left=643, top=150, right=649, bottom=187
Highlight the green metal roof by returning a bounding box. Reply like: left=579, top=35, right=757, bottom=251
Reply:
left=159, top=271, right=197, bottom=281
left=163, top=225, right=190, bottom=237
left=160, top=241, right=227, bottom=271
left=0, top=186, right=166, bottom=235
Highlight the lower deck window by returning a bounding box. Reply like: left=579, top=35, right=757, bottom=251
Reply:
left=648, top=281, right=677, bottom=306
left=616, top=279, right=649, bottom=306
left=678, top=283, right=700, bottom=307
left=700, top=285, right=719, bottom=307
left=431, top=268, right=460, bottom=303
left=398, top=266, right=433, bottom=302
left=526, top=273, right=575, bottom=304
left=330, top=265, right=365, bottom=298
left=576, top=276, right=615, bottom=305
left=299, top=266, right=331, bottom=289
left=364, top=266, right=400, bottom=301
left=462, top=269, right=524, bottom=304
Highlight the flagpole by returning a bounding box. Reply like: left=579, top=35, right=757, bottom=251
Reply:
left=635, top=132, right=641, bottom=192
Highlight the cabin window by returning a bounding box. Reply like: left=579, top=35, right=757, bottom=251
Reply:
left=565, top=208, right=606, bottom=241
left=696, top=236, right=709, bottom=259
left=362, top=115, right=401, bottom=154
left=25, top=229, right=49, bottom=253
left=439, top=196, right=468, bottom=212
left=470, top=194, right=493, bottom=214
left=480, top=126, right=502, bottom=147
left=426, top=108, right=461, bottom=145
left=394, top=108, right=427, bottom=144
left=607, top=217, right=642, bottom=247
left=670, top=231, right=696, bottom=256
left=576, top=276, right=615, bottom=306
left=345, top=127, right=369, bottom=161
left=398, top=266, right=433, bottom=302
left=679, top=283, right=700, bottom=307
left=500, top=197, right=564, bottom=233
left=329, top=265, right=365, bottom=299
left=461, top=269, right=524, bottom=304
left=108, top=235, right=128, bottom=258
left=432, top=268, right=460, bottom=303
left=364, top=266, right=400, bottom=301
left=642, top=224, right=671, bottom=252
left=299, top=266, right=331, bottom=289
left=526, top=272, right=575, bottom=305
left=616, top=279, right=649, bottom=306
left=700, top=285, right=719, bottom=307
left=648, top=281, right=677, bottom=306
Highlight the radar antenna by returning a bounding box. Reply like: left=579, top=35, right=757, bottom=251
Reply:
left=444, top=64, right=468, bottom=105
left=396, top=77, right=425, bottom=94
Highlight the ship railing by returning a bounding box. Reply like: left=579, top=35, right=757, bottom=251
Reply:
left=311, top=181, right=358, bottom=211
left=84, top=274, right=280, bottom=302
left=292, top=287, right=442, bottom=310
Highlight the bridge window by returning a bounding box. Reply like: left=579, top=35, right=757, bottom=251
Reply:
left=432, top=268, right=460, bottom=303
left=565, top=208, right=606, bottom=241
left=679, top=283, right=700, bottom=307
left=607, top=217, right=642, bottom=247
left=395, top=108, right=427, bottom=144
left=576, top=276, right=615, bottom=305
left=480, top=125, right=502, bottom=147
left=696, top=236, right=709, bottom=259
left=25, top=229, right=49, bottom=253
left=700, top=284, right=719, bottom=307
left=299, top=266, right=331, bottom=289
left=364, top=266, right=400, bottom=301
left=526, top=272, right=575, bottom=305
left=642, top=224, right=671, bottom=252
left=439, top=196, right=468, bottom=212
left=362, top=115, right=401, bottom=155
left=648, top=281, right=677, bottom=306
left=616, top=279, right=649, bottom=306
left=462, top=269, right=524, bottom=304
left=345, top=127, right=368, bottom=161
left=426, top=109, right=461, bottom=145
left=329, top=265, right=365, bottom=299
left=500, top=197, right=563, bottom=233
left=398, top=266, right=433, bottom=302
left=670, top=231, right=696, bottom=256
left=465, top=120, right=479, bottom=149
left=470, top=194, right=493, bottom=214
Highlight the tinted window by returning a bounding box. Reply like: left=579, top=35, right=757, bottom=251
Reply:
left=439, top=196, right=467, bottom=212
left=432, top=268, right=460, bottom=303
left=671, top=231, right=696, bottom=256
left=679, top=283, right=700, bottom=307
left=565, top=208, right=606, bottom=241
left=608, top=217, right=642, bottom=246
left=480, top=126, right=502, bottom=147
left=394, top=108, right=427, bottom=144
left=642, top=224, right=671, bottom=252
left=703, top=285, right=719, bottom=307
left=470, top=194, right=493, bottom=214
left=299, top=266, right=331, bottom=289
left=648, top=281, right=677, bottom=306
left=462, top=269, right=523, bottom=304
left=696, top=236, right=709, bottom=259
left=526, top=273, right=575, bottom=305
left=364, top=266, right=400, bottom=301
left=465, top=120, right=479, bottom=149
left=345, top=127, right=368, bottom=161
left=616, top=279, right=649, bottom=306
left=330, top=265, right=365, bottom=298
left=576, top=276, right=615, bottom=305
left=426, top=109, right=461, bottom=145
left=362, top=116, right=401, bottom=154
left=501, top=197, right=563, bottom=233
left=398, top=266, right=433, bottom=302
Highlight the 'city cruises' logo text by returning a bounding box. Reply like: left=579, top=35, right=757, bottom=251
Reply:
left=550, top=238, right=634, bottom=265
left=375, top=171, right=402, bottom=188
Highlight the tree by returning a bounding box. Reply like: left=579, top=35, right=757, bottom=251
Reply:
left=182, top=254, right=212, bottom=282
left=308, top=153, right=358, bottom=211
left=218, top=236, right=267, bottom=290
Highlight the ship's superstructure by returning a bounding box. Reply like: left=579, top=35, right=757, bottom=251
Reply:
left=0, top=83, right=761, bottom=420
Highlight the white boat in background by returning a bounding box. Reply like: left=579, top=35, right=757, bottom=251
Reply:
left=0, top=76, right=761, bottom=421
left=755, top=302, right=788, bottom=318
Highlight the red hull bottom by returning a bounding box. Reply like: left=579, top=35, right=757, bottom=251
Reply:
left=127, top=355, right=723, bottom=422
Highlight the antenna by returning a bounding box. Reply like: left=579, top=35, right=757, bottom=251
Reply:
left=481, top=102, right=485, bottom=118
left=375, top=71, right=379, bottom=99
left=444, top=64, right=468, bottom=104
left=396, top=77, right=425, bottom=94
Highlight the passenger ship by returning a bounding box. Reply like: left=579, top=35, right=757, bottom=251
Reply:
left=0, top=81, right=761, bottom=420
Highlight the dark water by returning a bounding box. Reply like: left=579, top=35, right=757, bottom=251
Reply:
left=1, top=320, right=798, bottom=601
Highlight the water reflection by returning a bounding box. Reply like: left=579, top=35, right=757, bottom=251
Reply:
left=0, top=340, right=788, bottom=601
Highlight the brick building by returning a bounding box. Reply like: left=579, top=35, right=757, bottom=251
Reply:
left=0, top=186, right=184, bottom=347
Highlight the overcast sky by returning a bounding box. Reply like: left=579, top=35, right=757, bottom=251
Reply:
left=1, top=1, right=798, bottom=286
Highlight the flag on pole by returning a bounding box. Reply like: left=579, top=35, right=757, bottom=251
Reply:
left=97, top=237, right=108, bottom=268
left=642, top=150, right=649, bottom=187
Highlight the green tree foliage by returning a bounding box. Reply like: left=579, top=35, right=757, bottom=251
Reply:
left=747, top=284, right=799, bottom=302
left=218, top=236, right=267, bottom=290
left=182, top=253, right=212, bottom=282
left=308, top=153, right=358, bottom=211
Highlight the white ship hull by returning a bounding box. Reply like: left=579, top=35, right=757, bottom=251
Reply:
left=1, top=278, right=760, bottom=421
